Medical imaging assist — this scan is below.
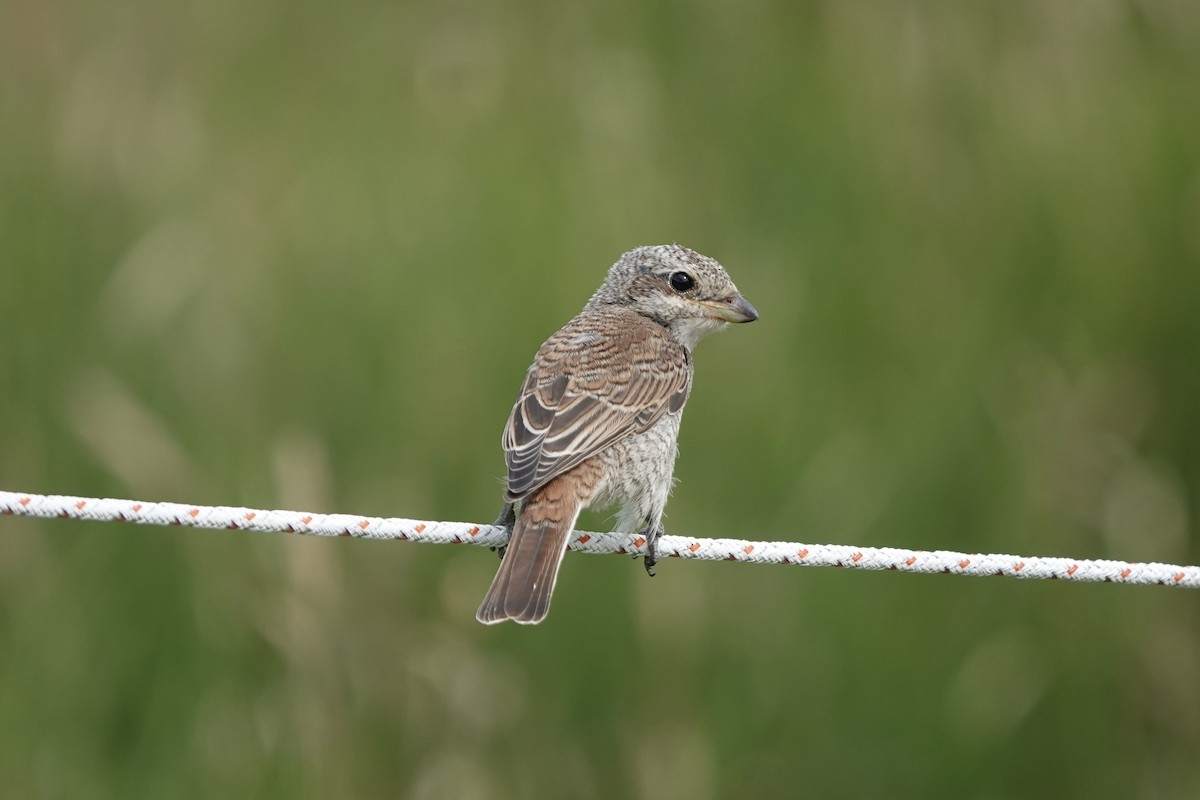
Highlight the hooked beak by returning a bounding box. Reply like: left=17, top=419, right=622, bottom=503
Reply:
left=699, top=294, right=759, bottom=324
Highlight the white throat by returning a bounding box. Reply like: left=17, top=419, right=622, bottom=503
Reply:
left=669, top=316, right=726, bottom=351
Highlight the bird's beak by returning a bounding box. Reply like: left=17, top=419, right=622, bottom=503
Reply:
left=699, top=294, right=759, bottom=323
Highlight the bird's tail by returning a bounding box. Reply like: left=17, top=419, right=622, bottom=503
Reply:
left=476, top=489, right=580, bottom=625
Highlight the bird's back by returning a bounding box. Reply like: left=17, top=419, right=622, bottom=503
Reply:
left=501, top=308, right=692, bottom=504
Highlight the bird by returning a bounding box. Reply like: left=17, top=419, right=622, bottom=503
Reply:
left=476, top=244, right=758, bottom=625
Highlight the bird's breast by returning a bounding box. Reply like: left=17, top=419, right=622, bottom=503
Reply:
left=587, top=412, right=682, bottom=512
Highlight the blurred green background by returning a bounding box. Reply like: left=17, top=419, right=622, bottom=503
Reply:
left=2, top=1, right=1199, bottom=797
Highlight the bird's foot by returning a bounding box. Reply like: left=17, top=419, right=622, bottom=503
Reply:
left=637, top=523, right=663, bottom=577
left=491, top=502, right=516, bottom=560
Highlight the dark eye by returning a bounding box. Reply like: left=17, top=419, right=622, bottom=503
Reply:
left=669, top=272, right=695, bottom=293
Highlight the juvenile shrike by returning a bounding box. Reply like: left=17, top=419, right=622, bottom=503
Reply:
left=477, top=244, right=758, bottom=625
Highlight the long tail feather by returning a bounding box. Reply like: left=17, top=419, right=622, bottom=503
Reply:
left=476, top=499, right=579, bottom=625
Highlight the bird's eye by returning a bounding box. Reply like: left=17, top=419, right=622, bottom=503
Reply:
left=669, top=272, right=695, bottom=293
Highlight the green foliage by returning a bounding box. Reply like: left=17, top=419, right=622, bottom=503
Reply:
left=1, top=1, right=1198, bottom=797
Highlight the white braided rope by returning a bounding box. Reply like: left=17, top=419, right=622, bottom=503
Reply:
left=2, top=489, right=1197, bottom=588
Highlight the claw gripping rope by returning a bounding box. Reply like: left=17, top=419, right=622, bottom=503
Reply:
left=2, top=489, right=1197, bottom=588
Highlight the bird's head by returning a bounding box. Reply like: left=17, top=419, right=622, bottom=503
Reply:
left=584, top=244, right=759, bottom=349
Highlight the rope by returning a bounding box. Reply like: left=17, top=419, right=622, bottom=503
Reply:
left=2, top=489, right=1197, bottom=588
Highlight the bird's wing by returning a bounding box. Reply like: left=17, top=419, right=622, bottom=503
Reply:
left=502, top=312, right=691, bottom=501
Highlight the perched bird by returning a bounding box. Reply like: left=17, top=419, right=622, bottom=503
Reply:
left=476, top=244, right=758, bottom=625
